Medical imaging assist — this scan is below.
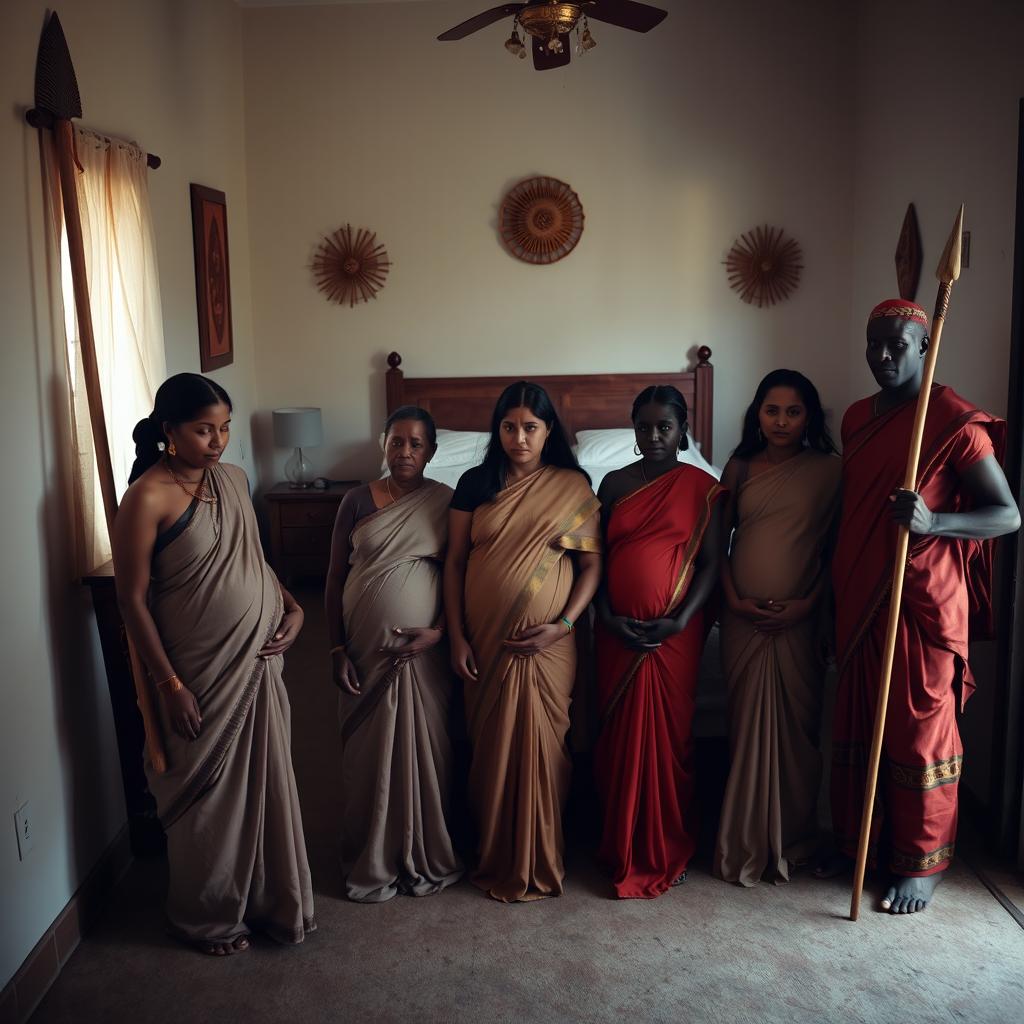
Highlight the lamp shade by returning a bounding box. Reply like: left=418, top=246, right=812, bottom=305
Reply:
left=272, top=407, right=323, bottom=448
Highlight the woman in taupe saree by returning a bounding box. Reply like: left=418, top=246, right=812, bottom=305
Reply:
left=113, top=375, right=314, bottom=955
left=325, top=407, right=463, bottom=902
left=714, top=371, right=841, bottom=887
left=445, top=383, right=602, bottom=902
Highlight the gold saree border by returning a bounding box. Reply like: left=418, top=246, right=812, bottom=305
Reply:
left=890, top=843, right=955, bottom=873
left=599, top=482, right=723, bottom=731
left=888, top=755, right=962, bottom=791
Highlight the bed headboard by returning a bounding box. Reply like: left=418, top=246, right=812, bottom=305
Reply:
left=384, top=347, right=715, bottom=464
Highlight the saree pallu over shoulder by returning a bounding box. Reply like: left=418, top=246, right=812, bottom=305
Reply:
left=833, top=385, right=1005, bottom=683
left=600, top=466, right=725, bottom=728
left=463, top=467, right=601, bottom=902
left=595, top=465, right=724, bottom=899
left=338, top=480, right=463, bottom=902
left=144, top=462, right=314, bottom=944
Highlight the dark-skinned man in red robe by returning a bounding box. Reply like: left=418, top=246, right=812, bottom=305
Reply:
left=822, top=298, right=1019, bottom=914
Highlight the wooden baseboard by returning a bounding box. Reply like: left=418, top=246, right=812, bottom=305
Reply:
left=1, top=823, right=132, bottom=1024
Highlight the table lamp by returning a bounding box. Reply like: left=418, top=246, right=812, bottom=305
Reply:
left=272, top=407, right=323, bottom=488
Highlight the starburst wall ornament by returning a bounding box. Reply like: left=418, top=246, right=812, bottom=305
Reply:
left=724, top=225, right=803, bottom=308
left=312, top=224, right=391, bottom=307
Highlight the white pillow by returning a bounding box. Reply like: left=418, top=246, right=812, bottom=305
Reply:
left=430, top=429, right=490, bottom=467
left=573, top=428, right=637, bottom=466
left=573, top=428, right=719, bottom=479
left=380, top=428, right=489, bottom=475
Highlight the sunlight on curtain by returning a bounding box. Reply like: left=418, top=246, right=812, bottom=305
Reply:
left=44, top=126, right=167, bottom=574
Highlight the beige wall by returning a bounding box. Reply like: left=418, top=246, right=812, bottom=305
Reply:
left=847, top=0, right=1022, bottom=418
left=242, top=0, right=858, bottom=483
left=1, top=0, right=256, bottom=986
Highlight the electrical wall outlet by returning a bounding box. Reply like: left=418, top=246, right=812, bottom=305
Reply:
left=14, top=802, right=33, bottom=859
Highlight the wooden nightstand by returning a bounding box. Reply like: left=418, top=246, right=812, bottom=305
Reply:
left=264, top=481, right=361, bottom=583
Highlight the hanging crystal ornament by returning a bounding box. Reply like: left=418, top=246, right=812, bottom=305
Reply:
left=504, top=24, right=526, bottom=59
left=580, top=17, right=597, bottom=51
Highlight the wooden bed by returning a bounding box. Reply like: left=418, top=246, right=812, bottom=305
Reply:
left=383, top=345, right=722, bottom=748
left=384, top=346, right=715, bottom=464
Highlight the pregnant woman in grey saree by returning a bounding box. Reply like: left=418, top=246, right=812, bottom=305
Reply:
left=325, top=406, right=463, bottom=902
left=113, top=374, right=314, bottom=955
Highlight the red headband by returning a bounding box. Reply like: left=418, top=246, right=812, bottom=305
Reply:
left=868, top=298, right=929, bottom=328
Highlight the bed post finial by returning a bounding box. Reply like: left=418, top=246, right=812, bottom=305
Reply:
left=694, top=346, right=714, bottom=464
left=386, top=352, right=404, bottom=414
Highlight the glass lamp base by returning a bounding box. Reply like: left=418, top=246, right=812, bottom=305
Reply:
left=284, top=446, right=313, bottom=488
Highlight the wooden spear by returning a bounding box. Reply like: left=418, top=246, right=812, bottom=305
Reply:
left=849, top=205, right=965, bottom=920
left=30, top=12, right=167, bottom=773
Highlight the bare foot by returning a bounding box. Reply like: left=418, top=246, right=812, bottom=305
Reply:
left=881, top=873, right=941, bottom=914
left=199, top=935, right=250, bottom=956
left=813, top=852, right=852, bottom=879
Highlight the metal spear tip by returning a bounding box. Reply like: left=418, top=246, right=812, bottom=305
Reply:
left=936, top=204, right=965, bottom=285
left=34, top=12, right=82, bottom=120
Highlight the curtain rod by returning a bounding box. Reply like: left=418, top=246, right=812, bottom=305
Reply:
left=25, top=107, right=161, bottom=169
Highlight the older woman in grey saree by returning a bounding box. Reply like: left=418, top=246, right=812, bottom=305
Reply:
left=326, top=409, right=463, bottom=902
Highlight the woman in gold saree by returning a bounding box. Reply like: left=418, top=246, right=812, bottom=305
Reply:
left=444, top=383, right=602, bottom=902
left=713, top=370, right=841, bottom=886
left=113, top=374, right=314, bottom=955
left=324, top=406, right=463, bottom=902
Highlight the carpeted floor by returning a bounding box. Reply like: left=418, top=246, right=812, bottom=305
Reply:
left=30, top=587, right=1024, bottom=1024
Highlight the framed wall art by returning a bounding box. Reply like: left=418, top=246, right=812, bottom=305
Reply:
left=189, top=183, right=233, bottom=371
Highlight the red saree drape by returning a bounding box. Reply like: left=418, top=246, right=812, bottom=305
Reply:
left=831, top=385, right=1004, bottom=875
left=594, top=465, right=724, bottom=899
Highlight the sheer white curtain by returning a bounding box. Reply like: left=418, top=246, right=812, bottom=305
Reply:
left=43, top=126, right=167, bottom=574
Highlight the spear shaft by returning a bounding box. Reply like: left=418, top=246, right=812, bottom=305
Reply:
left=849, top=205, right=965, bottom=921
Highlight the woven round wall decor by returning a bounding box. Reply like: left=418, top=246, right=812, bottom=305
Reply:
left=724, top=225, right=803, bottom=308
left=499, top=176, right=584, bottom=265
left=312, top=224, right=391, bottom=307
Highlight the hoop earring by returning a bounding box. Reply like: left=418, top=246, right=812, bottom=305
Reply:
left=167, top=440, right=177, bottom=457
left=634, top=443, right=642, bottom=456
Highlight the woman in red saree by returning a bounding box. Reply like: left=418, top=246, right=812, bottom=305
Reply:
left=595, top=386, right=724, bottom=899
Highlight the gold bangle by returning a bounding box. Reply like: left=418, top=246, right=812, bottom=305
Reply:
left=156, top=674, right=184, bottom=694
left=330, top=644, right=347, bottom=655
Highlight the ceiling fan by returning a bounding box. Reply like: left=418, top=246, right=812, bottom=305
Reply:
left=437, top=1, right=669, bottom=72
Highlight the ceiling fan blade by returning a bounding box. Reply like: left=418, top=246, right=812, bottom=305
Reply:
left=532, top=33, right=571, bottom=70
left=587, top=0, right=668, bottom=32
left=438, top=4, right=525, bottom=41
